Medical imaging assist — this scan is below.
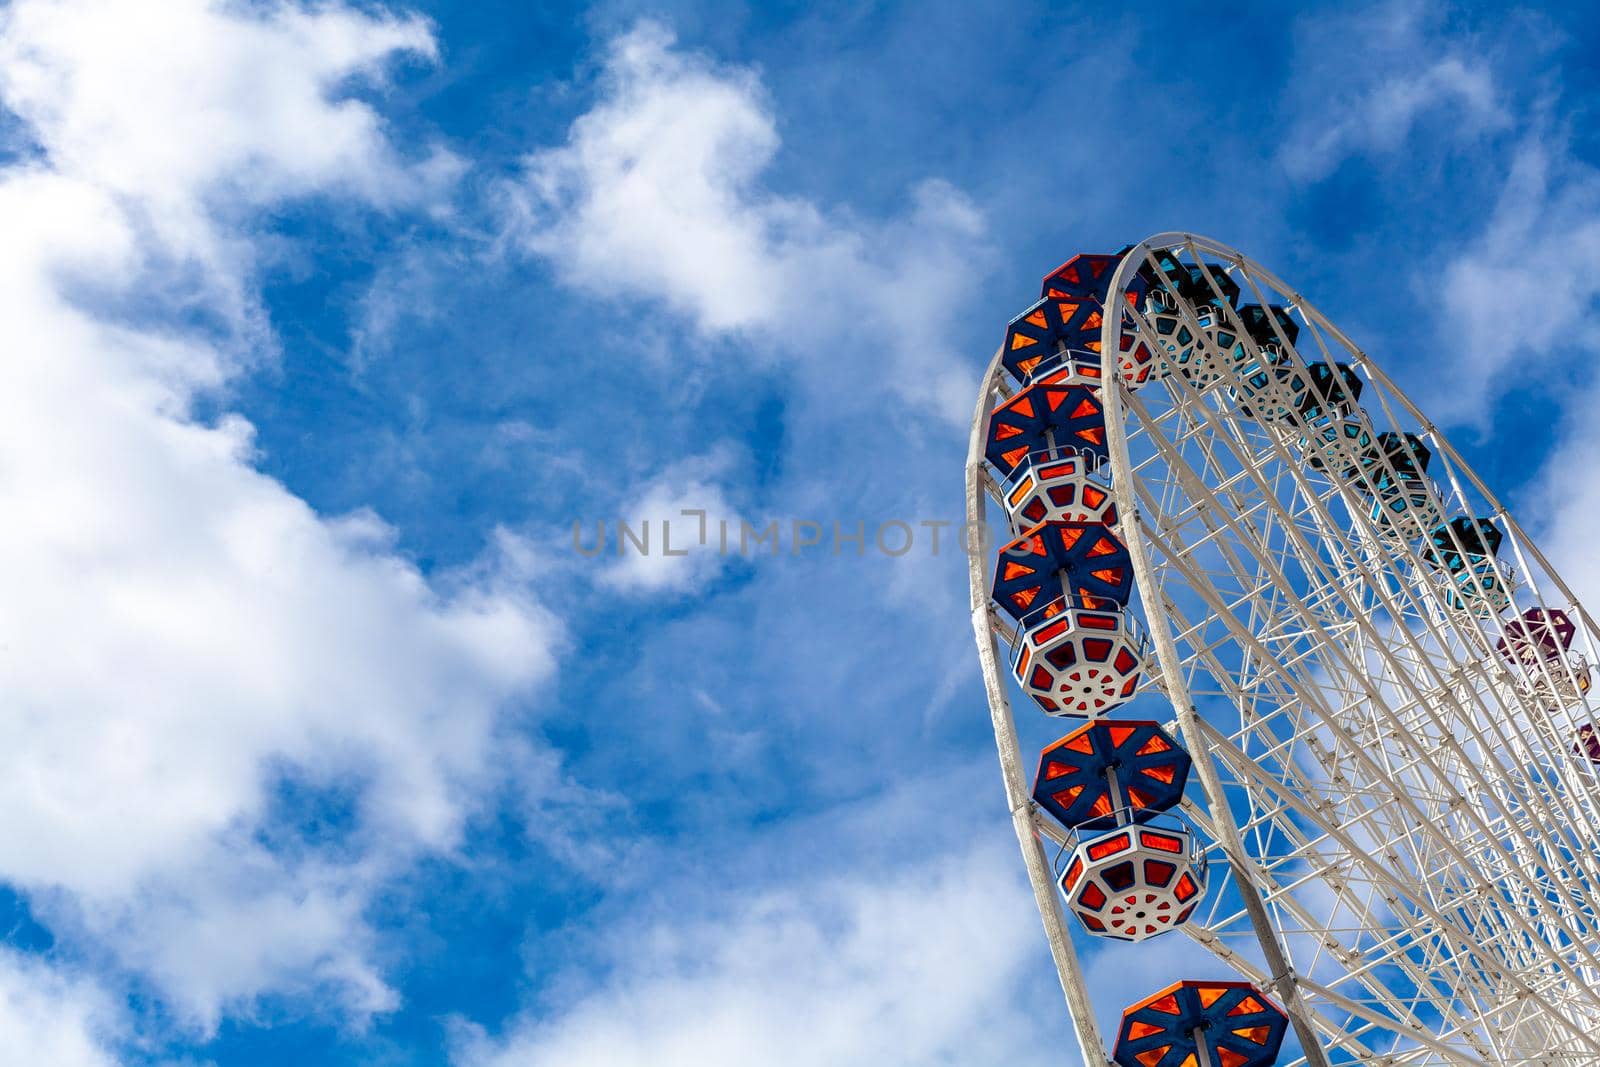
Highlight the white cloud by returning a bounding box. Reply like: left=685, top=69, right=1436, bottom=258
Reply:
left=1280, top=2, right=1507, bottom=182
left=1431, top=133, right=1600, bottom=423
left=451, top=843, right=1054, bottom=1067
left=593, top=448, right=746, bottom=596
left=0, top=0, right=461, bottom=331
left=1533, top=368, right=1600, bottom=607
left=0, top=951, right=119, bottom=1067
left=0, top=0, right=554, bottom=1035
left=511, top=21, right=782, bottom=332
left=1276, top=4, right=1600, bottom=426
left=504, top=20, right=989, bottom=424
left=0, top=0, right=454, bottom=204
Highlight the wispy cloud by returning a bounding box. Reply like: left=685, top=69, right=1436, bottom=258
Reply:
left=0, top=950, right=117, bottom=1067
left=451, top=841, right=1051, bottom=1067
left=593, top=446, right=747, bottom=596
left=1275, top=2, right=1599, bottom=427
left=1278, top=0, right=1508, bottom=182
left=1433, top=129, right=1600, bottom=424
left=502, top=20, right=990, bottom=424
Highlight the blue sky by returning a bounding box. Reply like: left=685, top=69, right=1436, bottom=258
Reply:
left=2, top=1, right=1600, bottom=1064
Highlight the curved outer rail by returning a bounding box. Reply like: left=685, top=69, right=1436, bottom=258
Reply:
left=966, top=342, right=1112, bottom=1066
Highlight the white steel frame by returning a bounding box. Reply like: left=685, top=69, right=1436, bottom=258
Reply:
left=966, top=233, right=1600, bottom=1066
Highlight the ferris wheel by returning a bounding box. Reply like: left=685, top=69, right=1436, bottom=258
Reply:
left=965, top=233, right=1600, bottom=1067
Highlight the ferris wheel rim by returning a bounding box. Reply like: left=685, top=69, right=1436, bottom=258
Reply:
left=970, top=234, right=1600, bottom=1066
left=964, top=338, right=1113, bottom=1065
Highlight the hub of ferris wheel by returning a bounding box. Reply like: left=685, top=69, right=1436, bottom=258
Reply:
left=969, top=238, right=1600, bottom=1066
